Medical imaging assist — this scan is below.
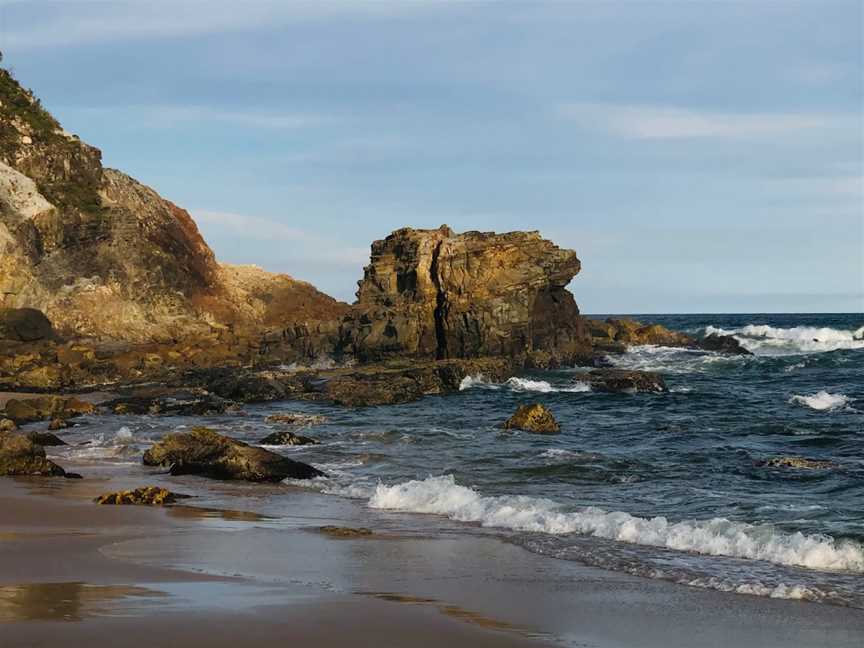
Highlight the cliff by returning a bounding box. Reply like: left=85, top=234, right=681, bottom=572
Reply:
left=0, top=67, right=345, bottom=342
left=338, top=225, right=590, bottom=364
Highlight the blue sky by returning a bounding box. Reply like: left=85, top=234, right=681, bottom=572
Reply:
left=1, top=1, right=861, bottom=312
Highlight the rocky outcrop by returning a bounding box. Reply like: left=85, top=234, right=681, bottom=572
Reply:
left=0, top=432, right=66, bottom=476
left=94, top=486, right=190, bottom=505
left=142, top=426, right=323, bottom=482
left=586, top=318, right=694, bottom=349
left=502, top=403, right=560, bottom=434
left=0, top=67, right=345, bottom=344
left=339, top=226, right=590, bottom=365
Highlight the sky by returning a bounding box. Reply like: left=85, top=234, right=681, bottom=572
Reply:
left=0, top=0, right=861, bottom=313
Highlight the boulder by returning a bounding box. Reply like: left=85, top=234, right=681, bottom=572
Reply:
left=757, top=457, right=836, bottom=470
left=259, top=430, right=319, bottom=446
left=2, top=396, right=95, bottom=424
left=584, top=369, right=667, bottom=393
left=94, top=486, right=190, bottom=505
left=340, top=226, right=591, bottom=364
left=0, top=308, right=54, bottom=342
left=700, top=333, right=752, bottom=355
left=0, top=433, right=66, bottom=476
left=502, top=403, right=560, bottom=434
left=142, top=426, right=324, bottom=482
left=26, top=431, right=67, bottom=447
left=0, top=418, right=16, bottom=432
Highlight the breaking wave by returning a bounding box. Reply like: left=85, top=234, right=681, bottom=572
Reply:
left=459, top=375, right=590, bottom=393
left=705, top=324, right=864, bottom=356
left=368, top=475, right=864, bottom=572
left=789, top=391, right=851, bottom=412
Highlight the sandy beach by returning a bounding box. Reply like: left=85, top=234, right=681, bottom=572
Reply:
left=2, top=475, right=862, bottom=648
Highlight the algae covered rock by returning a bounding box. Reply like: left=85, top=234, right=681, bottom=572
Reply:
left=95, top=486, right=190, bottom=505
left=264, top=412, right=327, bottom=426
left=757, top=456, right=836, bottom=470
left=0, top=432, right=66, bottom=476
left=585, top=369, right=667, bottom=393
left=259, top=430, right=319, bottom=446
left=143, top=426, right=323, bottom=482
left=319, top=525, right=373, bottom=538
left=502, top=403, right=560, bottom=434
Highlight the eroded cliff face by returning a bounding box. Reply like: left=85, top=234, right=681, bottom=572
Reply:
left=340, top=225, right=590, bottom=364
left=0, top=68, right=344, bottom=342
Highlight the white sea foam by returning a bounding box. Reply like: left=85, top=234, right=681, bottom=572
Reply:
left=459, top=374, right=500, bottom=391
left=705, top=324, right=864, bottom=356
left=789, top=391, right=851, bottom=412
left=368, top=475, right=864, bottom=572
left=460, top=375, right=590, bottom=393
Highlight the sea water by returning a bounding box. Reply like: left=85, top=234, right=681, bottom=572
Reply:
left=48, top=313, right=864, bottom=607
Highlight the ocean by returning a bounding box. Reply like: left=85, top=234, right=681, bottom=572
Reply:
left=49, top=313, right=864, bottom=608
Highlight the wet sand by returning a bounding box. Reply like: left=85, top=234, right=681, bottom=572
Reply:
left=1, top=478, right=863, bottom=647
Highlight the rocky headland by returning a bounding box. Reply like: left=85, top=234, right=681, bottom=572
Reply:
left=0, top=63, right=743, bottom=429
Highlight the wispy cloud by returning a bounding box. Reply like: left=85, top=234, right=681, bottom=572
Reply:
left=192, top=209, right=370, bottom=267
left=194, top=210, right=307, bottom=241
left=1, top=1, right=450, bottom=50
left=66, top=104, right=328, bottom=131
left=556, top=103, right=839, bottom=139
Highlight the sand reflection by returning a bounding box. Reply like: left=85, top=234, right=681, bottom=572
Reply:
left=0, top=582, right=167, bottom=622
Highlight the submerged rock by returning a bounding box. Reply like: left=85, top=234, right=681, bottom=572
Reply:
left=319, top=525, right=374, bottom=538
left=2, top=396, right=95, bottom=425
left=502, top=403, right=561, bottom=434
left=700, top=333, right=752, bottom=355
left=584, top=369, right=667, bottom=393
left=757, top=456, right=836, bottom=470
left=264, top=412, right=327, bottom=426
left=0, top=432, right=66, bottom=476
left=95, top=486, right=190, bottom=505
left=259, top=430, right=319, bottom=446
left=142, top=426, right=324, bottom=482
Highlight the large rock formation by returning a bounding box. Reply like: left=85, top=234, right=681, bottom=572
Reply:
left=339, top=226, right=590, bottom=364
left=0, top=67, right=345, bottom=343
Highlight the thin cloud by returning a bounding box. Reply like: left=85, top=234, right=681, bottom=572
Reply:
left=193, top=210, right=307, bottom=241
left=556, top=103, right=837, bottom=139
left=0, top=1, right=451, bottom=50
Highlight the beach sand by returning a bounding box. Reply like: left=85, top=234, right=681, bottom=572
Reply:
left=1, top=477, right=862, bottom=648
